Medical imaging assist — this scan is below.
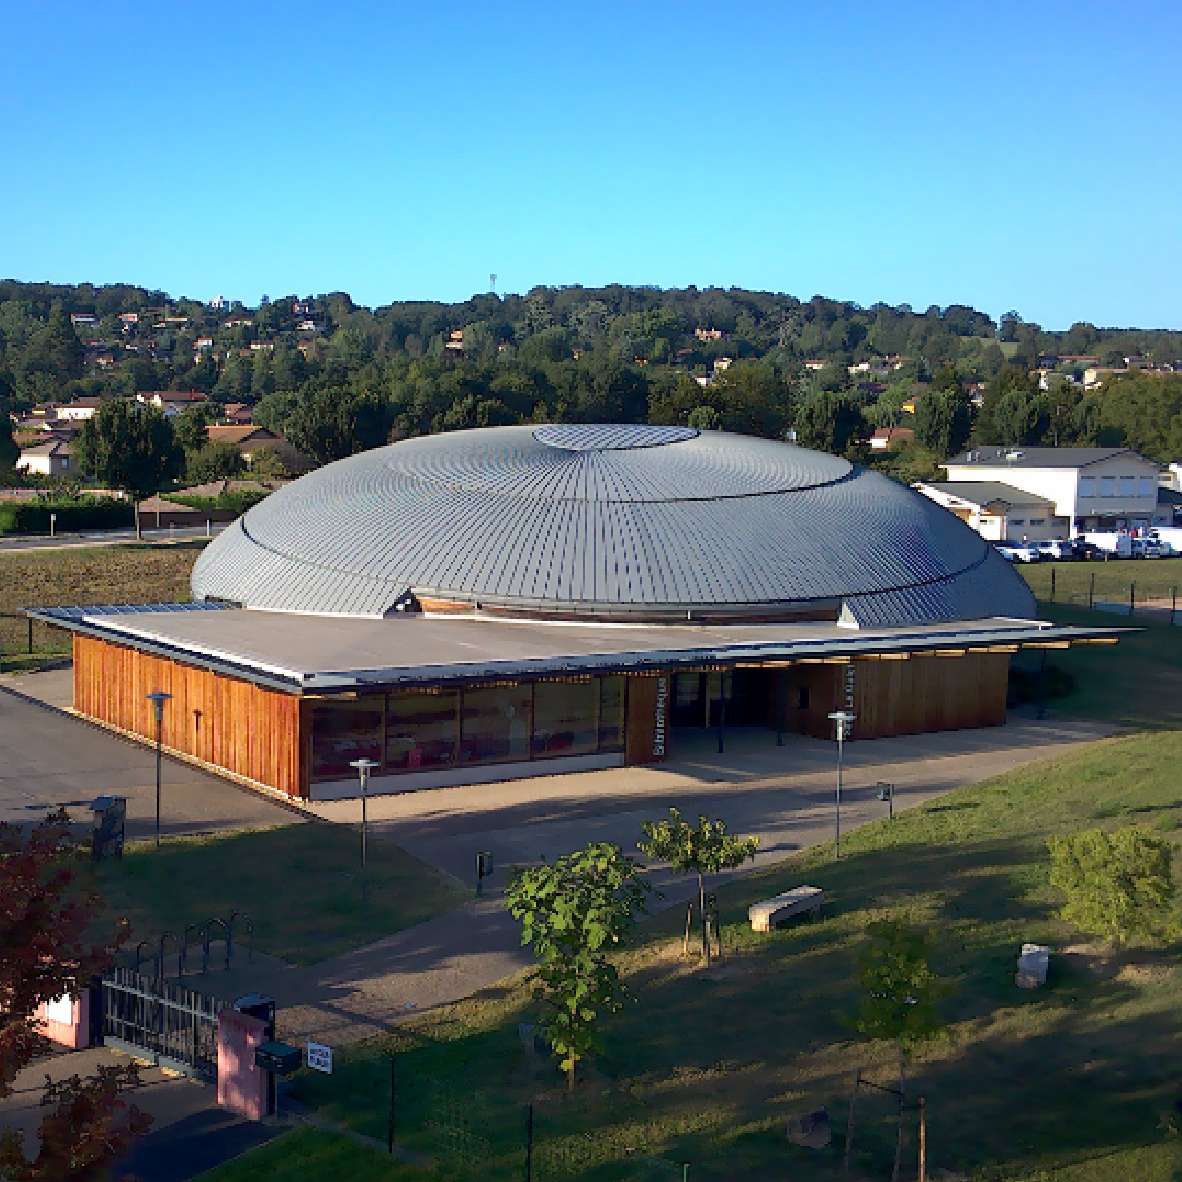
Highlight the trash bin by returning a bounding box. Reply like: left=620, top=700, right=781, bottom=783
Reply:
left=89, top=796, right=127, bottom=862
left=234, top=993, right=276, bottom=1038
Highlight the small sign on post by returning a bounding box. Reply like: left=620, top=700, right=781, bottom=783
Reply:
left=476, top=851, right=494, bottom=896
left=306, top=1040, right=333, bottom=1074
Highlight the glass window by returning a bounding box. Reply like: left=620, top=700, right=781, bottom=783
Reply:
left=1010, top=518, right=1024, bottom=526
left=1079, top=476, right=1095, bottom=497
left=1139, top=477, right=1154, bottom=496
left=1120, top=476, right=1135, bottom=496
left=1100, top=477, right=1116, bottom=497
left=1028, top=518, right=1045, bottom=525
left=599, top=677, right=625, bottom=751
left=311, top=696, right=384, bottom=781
left=532, top=680, right=599, bottom=759
left=461, top=684, right=532, bottom=764
left=386, top=690, right=458, bottom=772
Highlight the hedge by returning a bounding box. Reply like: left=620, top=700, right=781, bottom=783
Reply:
left=0, top=498, right=135, bottom=535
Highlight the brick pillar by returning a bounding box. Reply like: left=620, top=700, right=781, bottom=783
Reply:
left=216, top=1010, right=269, bottom=1120
left=36, top=991, right=91, bottom=1050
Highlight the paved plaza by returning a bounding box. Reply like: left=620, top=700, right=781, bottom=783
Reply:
left=0, top=664, right=1115, bottom=1047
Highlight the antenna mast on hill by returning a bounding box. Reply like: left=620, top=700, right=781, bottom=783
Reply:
left=490, top=273, right=497, bottom=294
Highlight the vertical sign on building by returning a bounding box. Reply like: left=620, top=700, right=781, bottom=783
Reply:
left=842, top=662, right=856, bottom=735
left=652, top=675, right=669, bottom=759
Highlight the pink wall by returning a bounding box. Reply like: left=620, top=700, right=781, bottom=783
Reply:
left=35, top=991, right=91, bottom=1050
left=216, top=1010, right=269, bottom=1120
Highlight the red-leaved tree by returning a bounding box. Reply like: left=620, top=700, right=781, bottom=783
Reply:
left=0, top=809, right=151, bottom=1180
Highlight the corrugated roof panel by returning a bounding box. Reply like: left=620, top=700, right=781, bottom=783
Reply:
left=190, top=425, right=1036, bottom=625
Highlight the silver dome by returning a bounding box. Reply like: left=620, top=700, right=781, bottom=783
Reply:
left=191, top=425, right=1036, bottom=626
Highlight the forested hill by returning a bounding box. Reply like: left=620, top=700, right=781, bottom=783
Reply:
left=3, top=279, right=1182, bottom=476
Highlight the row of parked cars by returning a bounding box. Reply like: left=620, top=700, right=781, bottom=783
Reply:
left=995, top=537, right=1175, bottom=563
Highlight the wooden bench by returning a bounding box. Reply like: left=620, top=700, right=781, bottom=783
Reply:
left=748, top=886, right=824, bottom=932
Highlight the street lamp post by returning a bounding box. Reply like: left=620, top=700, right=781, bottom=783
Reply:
left=145, top=692, right=172, bottom=848
left=827, top=711, right=855, bottom=859
left=350, top=758, right=380, bottom=903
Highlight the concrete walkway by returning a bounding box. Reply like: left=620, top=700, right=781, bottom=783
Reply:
left=0, top=671, right=301, bottom=837
left=163, top=714, right=1115, bottom=1047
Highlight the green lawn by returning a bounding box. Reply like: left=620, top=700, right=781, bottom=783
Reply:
left=1021, top=556, right=1182, bottom=610
left=200, top=1128, right=417, bottom=1182
left=247, top=731, right=1182, bottom=1181
left=91, top=824, right=468, bottom=965
left=1015, top=602, right=1182, bottom=730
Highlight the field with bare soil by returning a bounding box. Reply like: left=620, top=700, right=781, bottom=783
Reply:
left=0, top=541, right=204, bottom=671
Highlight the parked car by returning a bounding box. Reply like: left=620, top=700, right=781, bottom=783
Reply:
left=1083, top=532, right=1134, bottom=559
left=1132, top=537, right=1173, bottom=559
left=1036, top=539, right=1076, bottom=560
left=995, top=542, right=1041, bottom=563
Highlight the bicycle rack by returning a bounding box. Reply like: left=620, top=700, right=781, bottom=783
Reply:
left=157, top=931, right=180, bottom=980
left=228, top=910, right=253, bottom=963
left=181, top=922, right=208, bottom=977
left=133, top=939, right=154, bottom=976
left=206, top=917, right=230, bottom=971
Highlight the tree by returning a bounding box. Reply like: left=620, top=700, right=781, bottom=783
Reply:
left=173, top=403, right=213, bottom=454
left=0, top=810, right=149, bottom=1179
left=793, top=389, right=866, bottom=456
left=1048, top=826, right=1175, bottom=946
left=0, top=401, right=16, bottom=471
left=913, top=371, right=971, bottom=457
left=185, top=440, right=246, bottom=483
left=75, top=400, right=183, bottom=537
left=638, top=808, right=758, bottom=965
left=506, top=843, right=651, bottom=1091
left=852, top=918, right=946, bottom=1182
left=284, top=385, right=393, bottom=464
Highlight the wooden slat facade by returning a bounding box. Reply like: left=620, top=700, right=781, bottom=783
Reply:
left=73, top=635, right=306, bottom=799
left=767, top=653, right=1010, bottom=740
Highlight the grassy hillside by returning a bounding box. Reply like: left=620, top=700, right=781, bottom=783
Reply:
left=201, top=730, right=1182, bottom=1182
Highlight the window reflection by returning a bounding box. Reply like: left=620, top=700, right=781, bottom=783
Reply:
left=387, top=691, right=458, bottom=770
left=461, top=684, right=533, bottom=764
left=311, top=697, right=384, bottom=780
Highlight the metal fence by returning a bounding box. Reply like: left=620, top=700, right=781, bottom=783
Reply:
left=1035, top=566, right=1181, bottom=622
left=100, top=967, right=227, bottom=1081
left=0, top=611, right=71, bottom=663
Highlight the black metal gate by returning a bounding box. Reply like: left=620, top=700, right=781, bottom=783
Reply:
left=101, top=967, right=227, bottom=1081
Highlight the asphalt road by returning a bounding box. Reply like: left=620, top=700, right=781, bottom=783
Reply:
left=0, top=524, right=226, bottom=553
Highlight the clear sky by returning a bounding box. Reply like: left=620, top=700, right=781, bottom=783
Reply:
left=2, top=1, right=1179, bottom=329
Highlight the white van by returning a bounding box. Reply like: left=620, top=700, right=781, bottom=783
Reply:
left=1083, top=532, right=1133, bottom=558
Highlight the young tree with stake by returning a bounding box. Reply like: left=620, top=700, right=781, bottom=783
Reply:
left=638, top=808, right=758, bottom=965
left=852, top=918, right=946, bottom=1182
left=506, top=843, right=651, bottom=1092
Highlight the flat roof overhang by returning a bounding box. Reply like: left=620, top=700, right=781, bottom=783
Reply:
left=28, top=603, right=1131, bottom=698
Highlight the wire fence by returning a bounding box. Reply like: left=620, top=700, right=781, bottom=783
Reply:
left=1024, top=562, right=1182, bottom=623
left=0, top=611, right=72, bottom=664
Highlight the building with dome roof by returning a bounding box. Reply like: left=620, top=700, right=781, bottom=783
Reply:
left=36, top=425, right=1119, bottom=801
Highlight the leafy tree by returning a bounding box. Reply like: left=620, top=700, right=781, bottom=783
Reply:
left=1048, top=826, right=1175, bottom=946
left=852, top=918, right=946, bottom=1182
left=793, top=389, right=866, bottom=455
left=506, top=843, right=651, bottom=1091
left=0, top=401, right=16, bottom=470
left=75, top=400, right=183, bottom=537
left=687, top=405, right=719, bottom=429
left=638, top=808, right=758, bottom=964
left=914, top=368, right=971, bottom=458
left=284, top=385, right=393, bottom=464
left=0, top=810, right=150, bottom=1179
left=173, top=403, right=213, bottom=454
left=186, top=440, right=246, bottom=483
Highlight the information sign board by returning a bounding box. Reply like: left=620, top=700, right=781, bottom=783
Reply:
left=306, top=1040, right=333, bottom=1074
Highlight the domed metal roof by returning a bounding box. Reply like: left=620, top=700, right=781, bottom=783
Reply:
left=191, top=425, right=1036, bottom=626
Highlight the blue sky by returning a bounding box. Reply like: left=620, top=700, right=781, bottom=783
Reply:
left=2, top=1, right=1179, bottom=328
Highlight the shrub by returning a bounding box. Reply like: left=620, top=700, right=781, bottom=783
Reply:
left=1048, top=825, right=1176, bottom=945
